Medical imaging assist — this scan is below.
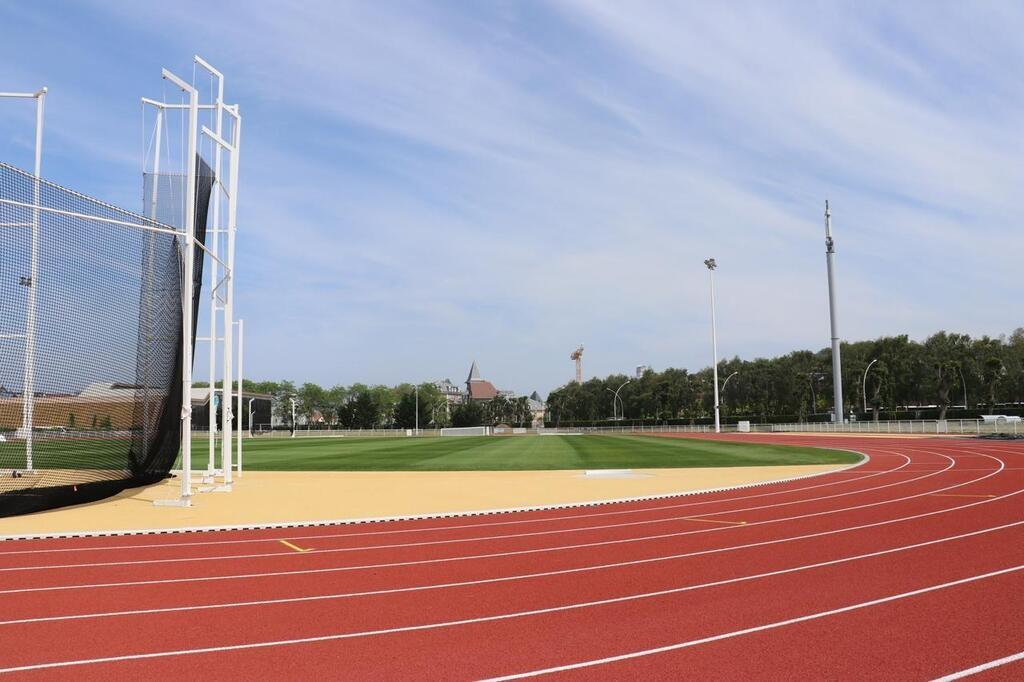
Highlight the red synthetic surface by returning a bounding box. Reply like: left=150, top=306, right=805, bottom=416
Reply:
left=0, top=434, right=1022, bottom=680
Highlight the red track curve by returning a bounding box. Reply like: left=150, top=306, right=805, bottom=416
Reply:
left=0, top=434, right=1021, bottom=680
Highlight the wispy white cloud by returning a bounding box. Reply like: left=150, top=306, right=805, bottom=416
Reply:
left=1, top=0, right=1020, bottom=392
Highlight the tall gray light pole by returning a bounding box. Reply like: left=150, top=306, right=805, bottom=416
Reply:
left=704, top=258, right=721, bottom=433
left=824, top=202, right=844, bottom=423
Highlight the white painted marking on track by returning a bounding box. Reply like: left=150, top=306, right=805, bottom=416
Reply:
left=0, top=449, right=1003, bottom=588
left=2, top=562, right=1021, bottom=674
left=0, top=456, right=882, bottom=554
left=2, top=454, right=1015, bottom=602
left=0, top=451, right=942, bottom=572
left=2, top=518, right=1020, bottom=627
left=933, top=650, right=1024, bottom=681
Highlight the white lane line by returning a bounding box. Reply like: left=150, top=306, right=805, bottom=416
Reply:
left=3, top=562, right=1021, bottom=675
left=0, top=458, right=892, bottom=556
left=483, top=565, right=1024, bottom=681
left=1, top=450, right=950, bottom=573
left=1, top=463, right=1017, bottom=599
left=2, top=518, right=1021, bottom=627
left=933, top=651, right=1024, bottom=681
left=0, top=450, right=1000, bottom=587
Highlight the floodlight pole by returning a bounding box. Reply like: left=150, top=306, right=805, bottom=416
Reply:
left=824, top=201, right=844, bottom=423
left=862, top=358, right=878, bottom=412
left=2, top=87, right=47, bottom=472
left=154, top=68, right=199, bottom=507
left=704, top=258, right=721, bottom=433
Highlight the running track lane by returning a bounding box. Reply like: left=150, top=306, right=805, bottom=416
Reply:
left=0, top=435, right=1021, bottom=680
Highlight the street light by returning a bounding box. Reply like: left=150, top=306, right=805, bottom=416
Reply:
left=720, top=372, right=738, bottom=415
left=289, top=397, right=296, bottom=438
left=956, top=365, right=968, bottom=410
left=606, top=378, right=631, bottom=420
left=862, top=359, right=878, bottom=412
left=704, top=258, right=721, bottom=433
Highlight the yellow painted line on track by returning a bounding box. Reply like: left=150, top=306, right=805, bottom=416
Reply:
left=279, top=540, right=314, bottom=553
left=929, top=494, right=996, bottom=498
left=682, top=517, right=747, bottom=526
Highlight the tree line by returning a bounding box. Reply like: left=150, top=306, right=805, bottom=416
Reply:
left=212, top=380, right=536, bottom=429
left=546, top=329, right=1024, bottom=426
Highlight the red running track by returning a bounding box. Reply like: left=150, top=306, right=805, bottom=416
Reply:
left=0, top=434, right=1022, bottom=680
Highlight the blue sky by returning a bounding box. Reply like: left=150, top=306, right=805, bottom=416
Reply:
left=1, top=1, right=1021, bottom=396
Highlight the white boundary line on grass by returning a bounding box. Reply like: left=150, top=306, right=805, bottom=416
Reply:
left=0, top=450, right=870, bottom=542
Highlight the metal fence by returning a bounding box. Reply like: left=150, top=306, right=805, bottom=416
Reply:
left=197, top=419, right=1020, bottom=439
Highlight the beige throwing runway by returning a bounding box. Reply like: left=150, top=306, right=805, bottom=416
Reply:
left=0, top=463, right=851, bottom=537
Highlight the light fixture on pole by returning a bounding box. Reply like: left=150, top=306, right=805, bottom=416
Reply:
left=289, top=397, right=296, bottom=438
left=824, top=201, right=844, bottom=423
left=956, top=365, right=968, bottom=410
left=704, top=258, right=721, bottom=433
left=721, top=371, right=738, bottom=414
left=862, top=358, right=878, bottom=412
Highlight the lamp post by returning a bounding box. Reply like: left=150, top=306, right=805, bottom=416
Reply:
left=704, top=258, right=721, bottom=433
left=824, top=201, right=844, bottom=423
left=862, top=359, right=878, bottom=413
left=289, top=397, right=296, bottom=437
left=606, top=378, right=631, bottom=420
left=415, top=384, right=419, bottom=435
left=956, top=365, right=968, bottom=410
left=720, top=371, right=738, bottom=415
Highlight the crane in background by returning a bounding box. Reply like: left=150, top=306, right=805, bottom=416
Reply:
left=570, top=344, right=584, bottom=384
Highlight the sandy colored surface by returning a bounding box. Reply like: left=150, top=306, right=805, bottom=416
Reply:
left=0, top=463, right=851, bottom=537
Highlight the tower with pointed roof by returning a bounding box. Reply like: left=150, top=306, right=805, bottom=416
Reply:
left=465, top=360, right=499, bottom=402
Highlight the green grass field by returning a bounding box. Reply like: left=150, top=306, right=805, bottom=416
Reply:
left=185, top=434, right=860, bottom=471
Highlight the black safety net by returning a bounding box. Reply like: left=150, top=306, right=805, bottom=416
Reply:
left=0, top=157, right=211, bottom=517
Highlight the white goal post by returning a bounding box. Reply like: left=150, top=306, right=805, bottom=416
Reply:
left=440, top=426, right=491, bottom=437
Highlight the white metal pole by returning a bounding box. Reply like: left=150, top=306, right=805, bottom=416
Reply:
left=824, top=201, right=844, bottom=423
left=705, top=258, right=721, bottom=433
left=290, top=397, right=296, bottom=437
left=206, top=77, right=223, bottom=480
left=157, top=68, right=199, bottom=506
left=862, top=358, right=877, bottom=413
left=18, top=88, right=46, bottom=471
left=142, top=106, right=163, bottom=454
left=415, top=385, right=419, bottom=435
left=220, top=105, right=240, bottom=487
left=236, top=318, right=243, bottom=478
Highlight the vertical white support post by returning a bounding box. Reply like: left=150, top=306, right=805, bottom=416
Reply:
left=18, top=88, right=46, bottom=472
left=206, top=76, right=224, bottom=481
left=824, top=201, right=844, bottom=423
left=220, top=109, right=240, bottom=487
left=142, top=106, right=163, bottom=453
left=236, top=318, right=243, bottom=478
left=155, top=68, right=198, bottom=507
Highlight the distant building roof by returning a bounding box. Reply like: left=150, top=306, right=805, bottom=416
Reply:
left=467, top=360, right=481, bottom=383
left=529, top=390, right=544, bottom=403
left=467, top=380, right=498, bottom=401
